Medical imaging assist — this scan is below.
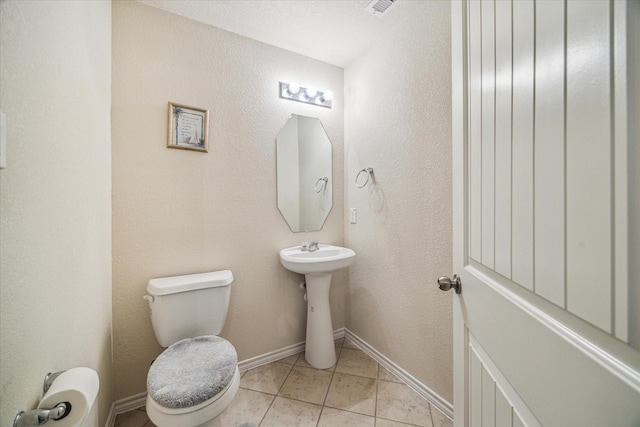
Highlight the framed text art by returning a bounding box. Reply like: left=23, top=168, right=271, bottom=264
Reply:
left=167, top=102, right=209, bottom=152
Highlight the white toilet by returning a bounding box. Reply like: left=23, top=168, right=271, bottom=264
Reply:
left=143, top=270, right=239, bottom=427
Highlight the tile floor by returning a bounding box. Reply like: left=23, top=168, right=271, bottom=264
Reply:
left=115, top=338, right=453, bottom=427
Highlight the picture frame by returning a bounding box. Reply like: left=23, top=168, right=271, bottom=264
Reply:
left=167, top=102, right=209, bottom=152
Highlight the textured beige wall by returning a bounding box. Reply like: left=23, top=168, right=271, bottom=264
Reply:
left=344, top=1, right=453, bottom=404
left=0, top=1, right=113, bottom=426
left=112, top=1, right=345, bottom=400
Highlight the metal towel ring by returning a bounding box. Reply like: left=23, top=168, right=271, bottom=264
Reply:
left=355, top=168, right=374, bottom=188
left=315, top=177, right=328, bottom=193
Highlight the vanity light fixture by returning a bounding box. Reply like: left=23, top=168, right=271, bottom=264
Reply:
left=287, top=82, right=300, bottom=95
left=305, top=86, right=318, bottom=98
left=279, top=81, right=333, bottom=109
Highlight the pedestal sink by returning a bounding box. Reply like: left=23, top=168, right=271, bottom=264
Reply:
left=280, top=244, right=356, bottom=369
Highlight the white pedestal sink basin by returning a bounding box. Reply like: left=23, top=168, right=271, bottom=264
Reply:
left=280, top=244, right=356, bottom=369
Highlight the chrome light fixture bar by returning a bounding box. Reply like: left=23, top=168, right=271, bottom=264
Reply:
left=279, top=82, right=333, bottom=109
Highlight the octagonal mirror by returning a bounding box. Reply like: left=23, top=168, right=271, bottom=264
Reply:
left=276, top=114, right=333, bottom=232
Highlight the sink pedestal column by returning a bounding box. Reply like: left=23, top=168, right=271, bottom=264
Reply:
left=304, top=273, right=336, bottom=369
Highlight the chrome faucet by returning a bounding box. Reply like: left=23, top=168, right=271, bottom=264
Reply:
left=308, top=241, right=319, bottom=252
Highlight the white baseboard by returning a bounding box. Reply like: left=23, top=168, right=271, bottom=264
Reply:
left=105, top=328, right=455, bottom=425
left=238, top=328, right=345, bottom=372
left=344, top=329, right=454, bottom=420
left=237, top=340, right=305, bottom=373
left=105, top=391, right=147, bottom=427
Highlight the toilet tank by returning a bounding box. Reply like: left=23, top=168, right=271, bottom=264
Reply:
left=145, top=270, right=233, bottom=347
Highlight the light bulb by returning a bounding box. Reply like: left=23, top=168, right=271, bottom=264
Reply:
left=288, top=82, right=300, bottom=95
left=322, top=90, right=333, bottom=101
left=305, top=86, right=317, bottom=98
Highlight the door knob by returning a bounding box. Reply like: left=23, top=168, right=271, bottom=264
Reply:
left=437, top=274, right=462, bottom=294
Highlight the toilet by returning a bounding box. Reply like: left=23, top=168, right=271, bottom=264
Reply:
left=143, top=270, right=239, bottom=427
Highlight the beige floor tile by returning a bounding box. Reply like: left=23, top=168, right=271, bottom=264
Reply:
left=279, top=365, right=334, bottom=405
left=335, top=348, right=378, bottom=379
left=375, top=418, right=418, bottom=427
left=377, top=381, right=432, bottom=427
left=240, top=362, right=293, bottom=394
left=318, top=407, right=375, bottom=426
left=334, top=337, right=345, bottom=348
left=217, top=388, right=274, bottom=426
left=324, top=372, right=377, bottom=416
left=260, top=396, right=322, bottom=427
left=343, top=339, right=359, bottom=349
left=430, top=407, right=453, bottom=427
left=278, top=353, right=302, bottom=365
left=114, top=408, right=151, bottom=427
left=378, top=366, right=403, bottom=383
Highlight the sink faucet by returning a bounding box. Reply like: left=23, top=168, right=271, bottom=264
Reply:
left=308, top=241, right=319, bottom=252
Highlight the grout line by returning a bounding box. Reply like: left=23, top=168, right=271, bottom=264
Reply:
left=256, top=393, right=276, bottom=427
left=320, top=369, right=335, bottom=408
left=275, top=359, right=295, bottom=397
left=374, top=364, right=380, bottom=419
left=429, top=400, right=435, bottom=427
left=315, top=406, right=324, bottom=427
left=257, top=360, right=294, bottom=427
left=244, top=344, right=431, bottom=427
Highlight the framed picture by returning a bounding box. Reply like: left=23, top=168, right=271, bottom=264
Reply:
left=167, top=102, right=209, bottom=152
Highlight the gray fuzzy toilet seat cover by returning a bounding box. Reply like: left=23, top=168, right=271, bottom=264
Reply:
left=147, top=335, right=237, bottom=409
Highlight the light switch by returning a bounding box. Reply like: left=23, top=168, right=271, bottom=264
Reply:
left=349, top=208, right=357, bottom=224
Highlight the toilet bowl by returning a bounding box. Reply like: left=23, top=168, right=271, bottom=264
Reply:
left=146, top=368, right=239, bottom=427
left=144, top=271, right=238, bottom=427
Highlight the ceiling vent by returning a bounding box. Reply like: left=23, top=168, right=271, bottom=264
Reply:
left=365, top=0, right=398, bottom=17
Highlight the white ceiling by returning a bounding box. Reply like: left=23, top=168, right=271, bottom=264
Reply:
left=136, top=0, right=421, bottom=67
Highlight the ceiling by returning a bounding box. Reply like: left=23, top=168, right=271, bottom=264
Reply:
left=136, top=0, right=420, bottom=67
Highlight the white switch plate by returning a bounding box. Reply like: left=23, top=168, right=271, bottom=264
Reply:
left=349, top=208, right=357, bottom=224
left=0, top=112, right=6, bottom=169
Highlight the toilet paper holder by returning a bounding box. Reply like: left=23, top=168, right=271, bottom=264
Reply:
left=13, top=371, right=71, bottom=427
left=43, top=371, right=64, bottom=394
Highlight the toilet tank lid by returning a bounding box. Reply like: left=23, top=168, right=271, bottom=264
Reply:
left=147, top=270, right=233, bottom=296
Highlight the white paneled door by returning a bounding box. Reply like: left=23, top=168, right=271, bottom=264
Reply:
left=451, top=0, right=640, bottom=425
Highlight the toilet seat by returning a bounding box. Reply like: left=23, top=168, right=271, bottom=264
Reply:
left=146, top=335, right=239, bottom=426
left=146, top=368, right=240, bottom=427
left=148, top=335, right=237, bottom=409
